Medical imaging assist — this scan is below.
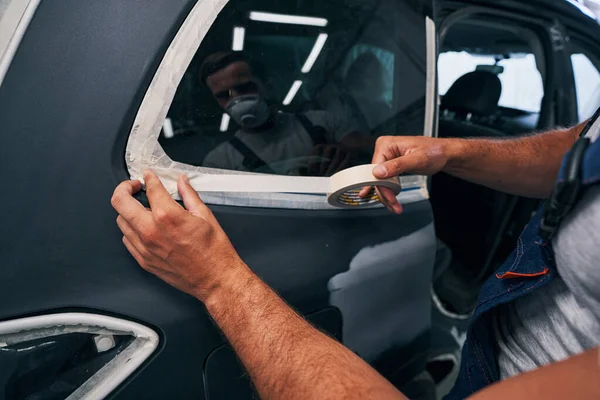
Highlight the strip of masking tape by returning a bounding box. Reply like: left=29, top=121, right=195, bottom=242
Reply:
left=143, top=165, right=401, bottom=209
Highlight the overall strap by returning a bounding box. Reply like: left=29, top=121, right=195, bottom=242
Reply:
left=296, top=113, right=328, bottom=146
left=540, top=106, right=600, bottom=240
left=228, top=137, right=275, bottom=174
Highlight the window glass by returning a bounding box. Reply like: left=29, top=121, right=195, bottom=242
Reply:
left=438, top=51, right=544, bottom=113
left=0, top=333, right=134, bottom=399
left=343, top=44, right=395, bottom=106
left=160, top=0, right=428, bottom=177
left=571, top=52, right=600, bottom=122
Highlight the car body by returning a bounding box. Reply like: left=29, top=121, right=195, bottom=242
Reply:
left=0, top=0, right=598, bottom=399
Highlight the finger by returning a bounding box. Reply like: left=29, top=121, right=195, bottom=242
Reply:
left=359, top=186, right=373, bottom=198
left=112, top=180, right=152, bottom=227
left=123, top=237, right=182, bottom=286
left=371, top=138, right=396, bottom=165
left=116, top=215, right=146, bottom=249
left=376, top=187, right=403, bottom=214
left=360, top=146, right=392, bottom=197
left=144, top=170, right=183, bottom=214
left=177, top=175, right=213, bottom=219
left=371, top=151, right=388, bottom=166
left=123, top=236, right=147, bottom=268
left=375, top=187, right=390, bottom=208
left=129, top=179, right=143, bottom=193
left=373, top=153, right=424, bottom=179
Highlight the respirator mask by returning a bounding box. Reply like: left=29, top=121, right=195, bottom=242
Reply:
left=225, top=94, right=270, bottom=129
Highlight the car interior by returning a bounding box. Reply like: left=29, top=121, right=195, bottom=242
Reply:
left=160, top=0, right=428, bottom=175
left=431, top=16, right=548, bottom=313
left=439, top=18, right=546, bottom=134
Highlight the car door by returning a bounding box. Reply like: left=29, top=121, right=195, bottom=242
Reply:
left=0, top=0, right=437, bottom=398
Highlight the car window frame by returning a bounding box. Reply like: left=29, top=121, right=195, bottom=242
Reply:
left=0, top=312, right=159, bottom=400
left=0, top=0, right=41, bottom=88
left=125, top=0, right=436, bottom=210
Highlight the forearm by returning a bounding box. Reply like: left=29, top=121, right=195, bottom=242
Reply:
left=442, top=124, right=583, bottom=198
left=202, top=263, right=404, bottom=400
left=468, top=347, right=600, bottom=399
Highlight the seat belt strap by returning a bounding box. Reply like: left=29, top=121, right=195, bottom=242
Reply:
left=228, top=137, right=275, bottom=174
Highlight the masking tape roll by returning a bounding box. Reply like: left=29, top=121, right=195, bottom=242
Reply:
left=327, top=165, right=401, bottom=208
left=152, top=164, right=401, bottom=209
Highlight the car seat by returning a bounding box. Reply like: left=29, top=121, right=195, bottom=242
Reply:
left=431, top=70, right=520, bottom=307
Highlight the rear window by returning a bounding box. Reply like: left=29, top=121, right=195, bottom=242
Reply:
left=126, top=0, right=434, bottom=209
left=159, top=0, right=429, bottom=177
left=438, top=51, right=544, bottom=113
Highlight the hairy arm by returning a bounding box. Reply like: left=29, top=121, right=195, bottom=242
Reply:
left=204, top=264, right=404, bottom=400
left=112, top=172, right=600, bottom=399
left=111, top=172, right=404, bottom=400
left=468, top=347, right=600, bottom=400
left=362, top=122, right=586, bottom=213
left=443, top=123, right=584, bottom=198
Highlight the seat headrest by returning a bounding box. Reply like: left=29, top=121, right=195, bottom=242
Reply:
left=441, top=71, right=502, bottom=116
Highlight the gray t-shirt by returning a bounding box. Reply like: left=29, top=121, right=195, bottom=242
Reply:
left=494, top=121, right=600, bottom=379
left=203, top=111, right=353, bottom=175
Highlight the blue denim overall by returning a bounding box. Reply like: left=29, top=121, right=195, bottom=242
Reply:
left=446, top=118, right=600, bottom=399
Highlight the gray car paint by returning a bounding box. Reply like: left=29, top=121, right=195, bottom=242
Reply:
left=0, top=0, right=436, bottom=398
left=4, top=0, right=596, bottom=398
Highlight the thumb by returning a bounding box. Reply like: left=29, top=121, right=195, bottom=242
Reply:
left=373, top=153, right=424, bottom=178
left=177, top=175, right=210, bottom=218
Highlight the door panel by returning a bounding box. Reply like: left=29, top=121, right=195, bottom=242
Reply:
left=0, top=0, right=435, bottom=398
left=204, top=308, right=342, bottom=399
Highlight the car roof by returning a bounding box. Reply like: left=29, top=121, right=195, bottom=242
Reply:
left=442, top=0, right=600, bottom=44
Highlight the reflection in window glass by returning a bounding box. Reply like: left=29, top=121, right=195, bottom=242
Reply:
left=160, top=0, right=428, bottom=177
left=571, top=53, right=600, bottom=122
left=343, top=44, right=395, bottom=106
left=438, top=52, right=544, bottom=113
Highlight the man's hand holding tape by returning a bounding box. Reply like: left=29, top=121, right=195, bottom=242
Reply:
left=359, top=130, right=583, bottom=213
left=359, top=136, right=450, bottom=213
left=112, top=120, right=600, bottom=399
